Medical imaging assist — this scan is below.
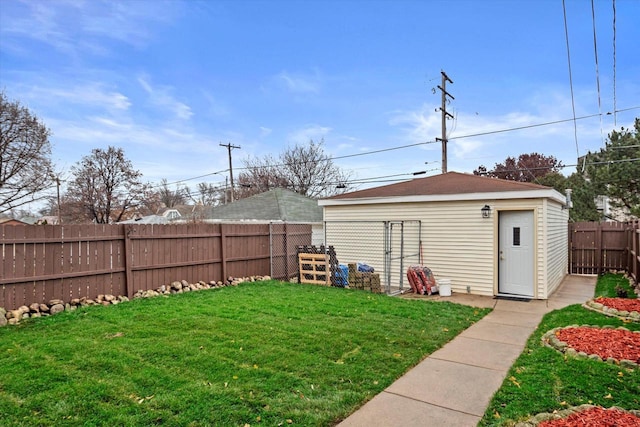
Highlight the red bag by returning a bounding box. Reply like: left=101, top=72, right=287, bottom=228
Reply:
left=407, top=266, right=436, bottom=295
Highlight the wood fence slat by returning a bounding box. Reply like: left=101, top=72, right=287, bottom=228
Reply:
left=0, top=222, right=311, bottom=310
left=569, top=221, right=639, bottom=282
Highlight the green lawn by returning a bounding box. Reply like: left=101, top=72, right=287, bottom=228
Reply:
left=480, top=274, right=640, bottom=426
left=0, top=281, right=489, bottom=426
left=594, top=272, right=638, bottom=299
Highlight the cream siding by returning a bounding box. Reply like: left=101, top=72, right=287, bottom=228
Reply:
left=311, top=223, right=324, bottom=246
left=324, top=200, right=496, bottom=296
left=323, top=195, right=567, bottom=299
left=544, top=199, right=569, bottom=298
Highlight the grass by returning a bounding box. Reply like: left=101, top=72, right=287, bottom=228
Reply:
left=479, top=274, right=640, bottom=426
left=0, top=281, right=489, bottom=426
left=594, top=272, right=637, bottom=299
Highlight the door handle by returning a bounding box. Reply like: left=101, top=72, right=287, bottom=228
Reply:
left=500, top=251, right=505, bottom=260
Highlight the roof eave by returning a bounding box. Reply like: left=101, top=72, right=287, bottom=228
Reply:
left=318, top=189, right=567, bottom=206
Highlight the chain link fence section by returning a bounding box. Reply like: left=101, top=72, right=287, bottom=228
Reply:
left=269, top=222, right=314, bottom=282
left=323, top=220, right=422, bottom=294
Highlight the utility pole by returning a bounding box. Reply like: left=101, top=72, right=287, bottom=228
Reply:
left=219, top=143, right=241, bottom=202
left=435, top=71, right=454, bottom=173
left=55, top=176, right=61, bottom=224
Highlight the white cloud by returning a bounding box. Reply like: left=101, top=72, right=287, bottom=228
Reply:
left=27, top=84, right=131, bottom=111
left=388, top=104, right=442, bottom=146
left=276, top=71, right=321, bottom=94
left=138, top=76, right=193, bottom=121
left=259, top=127, right=272, bottom=137
left=0, top=0, right=179, bottom=57
left=287, top=125, right=331, bottom=144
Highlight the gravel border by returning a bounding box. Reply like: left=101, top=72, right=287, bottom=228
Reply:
left=541, top=325, right=639, bottom=370
left=582, top=298, right=640, bottom=322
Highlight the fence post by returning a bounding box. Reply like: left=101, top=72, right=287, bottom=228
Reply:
left=220, top=223, right=227, bottom=281
left=283, top=223, right=289, bottom=280
left=567, top=223, right=573, bottom=274
left=123, top=225, right=133, bottom=299
left=595, top=223, right=603, bottom=275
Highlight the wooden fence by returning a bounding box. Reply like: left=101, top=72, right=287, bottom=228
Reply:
left=0, top=222, right=311, bottom=311
left=569, top=220, right=640, bottom=285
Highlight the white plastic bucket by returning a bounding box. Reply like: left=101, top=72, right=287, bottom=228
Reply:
left=438, top=279, right=452, bottom=297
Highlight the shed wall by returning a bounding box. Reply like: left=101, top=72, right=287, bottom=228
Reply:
left=323, top=197, right=562, bottom=298
left=543, top=199, right=569, bottom=298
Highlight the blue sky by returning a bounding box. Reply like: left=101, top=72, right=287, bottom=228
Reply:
left=1, top=0, right=639, bottom=198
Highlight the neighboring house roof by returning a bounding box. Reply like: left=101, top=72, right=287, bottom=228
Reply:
left=205, top=188, right=322, bottom=222
left=118, top=215, right=170, bottom=224
left=0, top=218, right=30, bottom=225
left=320, top=172, right=566, bottom=206
left=156, top=205, right=201, bottom=217
left=37, top=216, right=60, bottom=225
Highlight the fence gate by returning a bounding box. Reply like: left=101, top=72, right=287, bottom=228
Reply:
left=384, top=221, right=422, bottom=294
left=324, top=220, right=422, bottom=294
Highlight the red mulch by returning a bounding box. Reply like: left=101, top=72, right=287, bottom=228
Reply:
left=555, top=327, right=640, bottom=363
left=594, top=297, right=640, bottom=313
left=538, top=406, right=640, bottom=426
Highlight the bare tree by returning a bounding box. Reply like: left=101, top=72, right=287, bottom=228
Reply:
left=157, top=178, right=188, bottom=208
left=237, top=139, right=351, bottom=199
left=0, top=92, right=55, bottom=213
left=66, top=146, right=148, bottom=223
left=187, top=182, right=224, bottom=205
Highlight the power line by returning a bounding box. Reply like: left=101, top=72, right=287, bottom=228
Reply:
left=450, top=112, right=601, bottom=140
left=478, top=157, right=640, bottom=176
left=562, top=0, right=580, bottom=159
left=148, top=169, right=229, bottom=189
left=612, top=0, right=617, bottom=126
left=145, top=107, right=640, bottom=189
left=591, top=0, right=605, bottom=146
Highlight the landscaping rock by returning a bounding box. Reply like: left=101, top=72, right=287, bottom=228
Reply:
left=50, top=304, right=65, bottom=315
left=9, top=310, right=22, bottom=321
left=4, top=274, right=272, bottom=325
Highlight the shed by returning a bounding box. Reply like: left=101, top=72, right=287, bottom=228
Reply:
left=318, top=172, right=569, bottom=299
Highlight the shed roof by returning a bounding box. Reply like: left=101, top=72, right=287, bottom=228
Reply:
left=205, top=188, right=322, bottom=222
left=320, top=172, right=566, bottom=206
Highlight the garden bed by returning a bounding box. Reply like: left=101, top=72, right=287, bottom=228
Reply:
left=542, top=325, right=640, bottom=368
left=515, top=404, right=640, bottom=426
left=584, top=297, right=640, bottom=322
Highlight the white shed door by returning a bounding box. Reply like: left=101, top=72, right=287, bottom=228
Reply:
left=498, top=211, right=534, bottom=297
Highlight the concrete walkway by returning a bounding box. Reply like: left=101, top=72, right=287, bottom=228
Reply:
left=337, top=275, right=597, bottom=427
